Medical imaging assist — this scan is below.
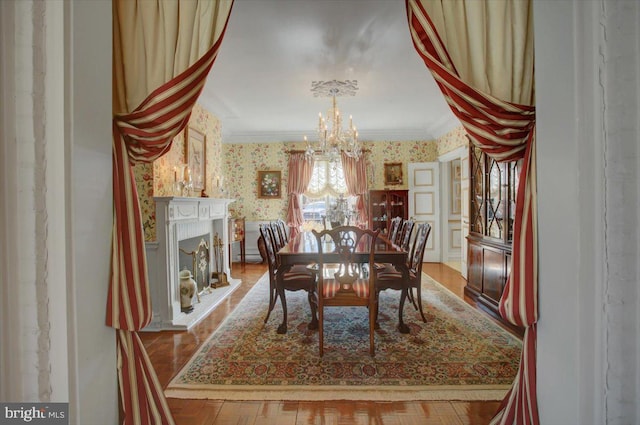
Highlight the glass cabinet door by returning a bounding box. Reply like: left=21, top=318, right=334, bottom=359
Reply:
left=507, top=160, right=520, bottom=242
left=470, top=146, right=485, bottom=235
left=469, top=146, right=519, bottom=245
left=487, top=159, right=505, bottom=240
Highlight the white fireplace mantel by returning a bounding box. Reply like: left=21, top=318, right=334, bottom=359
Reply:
left=144, top=196, right=240, bottom=331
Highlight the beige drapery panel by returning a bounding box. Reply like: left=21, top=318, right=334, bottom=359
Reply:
left=286, top=152, right=315, bottom=239
left=409, top=1, right=537, bottom=424
left=341, top=152, right=369, bottom=227
left=111, top=1, right=233, bottom=423
left=422, top=0, right=534, bottom=106
left=113, top=1, right=231, bottom=114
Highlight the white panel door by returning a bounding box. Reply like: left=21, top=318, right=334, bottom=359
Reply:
left=444, top=159, right=462, bottom=263
left=409, top=162, right=440, bottom=262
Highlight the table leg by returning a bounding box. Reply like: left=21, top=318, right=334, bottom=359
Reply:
left=307, top=290, right=318, bottom=330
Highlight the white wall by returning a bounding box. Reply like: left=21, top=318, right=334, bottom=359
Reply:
left=0, top=0, right=71, bottom=402
left=0, top=0, right=117, bottom=423
left=535, top=1, right=639, bottom=424
left=69, top=1, right=117, bottom=423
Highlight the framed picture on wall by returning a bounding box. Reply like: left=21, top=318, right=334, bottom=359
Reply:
left=257, top=170, right=281, bottom=199
left=384, top=163, right=403, bottom=185
left=185, top=126, right=206, bottom=191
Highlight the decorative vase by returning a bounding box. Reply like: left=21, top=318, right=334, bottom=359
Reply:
left=179, top=269, right=197, bottom=313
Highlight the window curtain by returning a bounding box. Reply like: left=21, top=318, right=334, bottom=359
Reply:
left=111, top=1, right=233, bottom=424
left=341, top=152, right=369, bottom=227
left=306, top=159, right=348, bottom=198
left=406, top=1, right=538, bottom=424
left=285, top=152, right=315, bottom=238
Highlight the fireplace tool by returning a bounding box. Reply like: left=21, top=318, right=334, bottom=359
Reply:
left=211, top=233, right=229, bottom=288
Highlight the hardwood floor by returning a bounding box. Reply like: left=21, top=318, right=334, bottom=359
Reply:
left=141, top=262, right=519, bottom=425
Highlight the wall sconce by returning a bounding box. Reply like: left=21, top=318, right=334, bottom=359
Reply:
left=213, top=174, right=225, bottom=197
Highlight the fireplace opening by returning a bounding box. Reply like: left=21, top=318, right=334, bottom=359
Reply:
left=179, top=234, right=210, bottom=293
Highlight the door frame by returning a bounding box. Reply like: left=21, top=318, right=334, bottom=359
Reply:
left=438, top=146, right=468, bottom=277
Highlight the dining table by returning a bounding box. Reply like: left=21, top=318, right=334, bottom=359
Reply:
left=276, top=230, right=412, bottom=334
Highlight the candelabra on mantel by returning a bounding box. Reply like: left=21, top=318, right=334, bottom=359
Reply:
left=304, top=79, right=363, bottom=163
left=173, top=164, right=194, bottom=197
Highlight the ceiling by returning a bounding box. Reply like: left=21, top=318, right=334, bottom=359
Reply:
left=200, top=0, right=458, bottom=144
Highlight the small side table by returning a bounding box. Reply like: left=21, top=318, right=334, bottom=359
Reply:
left=228, top=217, right=245, bottom=266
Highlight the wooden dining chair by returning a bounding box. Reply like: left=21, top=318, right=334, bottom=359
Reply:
left=276, top=218, right=289, bottom=243
left=394, top=218, right=408, bottom=245
left=259, top=224, right=318, bottom=334
left=388, top=216, right=403, bottom=245
left=398, top=218, right=415, bottom=252
left=374, top=218, right=415, bottom=281
left=375, top=222, right=431, bottom=328
left=312, top=226, right=380, bottom=356
left=270, top=221, right=285, bottom=251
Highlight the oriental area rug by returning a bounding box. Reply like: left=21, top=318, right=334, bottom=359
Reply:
left=165, top=272, right=521, bottom=401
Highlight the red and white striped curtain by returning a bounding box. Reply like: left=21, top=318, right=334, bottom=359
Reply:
left=285, top=152, right=315, bottom=238
left=406, top=1, right=538, bottom=424
left=110, top=2, right=233, bottom=423
left=341, top=152, right=369, bottom=227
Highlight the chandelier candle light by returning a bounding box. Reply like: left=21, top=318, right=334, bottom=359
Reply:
left=305, top=80, right=362, bottom=162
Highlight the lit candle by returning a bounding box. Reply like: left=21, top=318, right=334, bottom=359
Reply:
left=216, top=175, right=220, bottom=188
left=184, top=166, right=192, bottom=182
left=173, top=166, right=178, bottom=182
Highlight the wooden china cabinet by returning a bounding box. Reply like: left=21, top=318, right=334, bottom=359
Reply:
left=368, top=189, right=408, bottom=236
left=466, top=145, right=522, bottom=329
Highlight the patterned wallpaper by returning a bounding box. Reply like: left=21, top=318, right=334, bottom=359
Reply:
left=134, top=103, right=223, bottom=241
left=134, top=101, right=468, bottom=241
left=222, top=140, right=439, bottom=222
left=436, top=125, right=468, bottom=155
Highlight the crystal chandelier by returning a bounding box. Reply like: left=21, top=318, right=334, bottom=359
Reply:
left=305, top=80, right=362, bottom=162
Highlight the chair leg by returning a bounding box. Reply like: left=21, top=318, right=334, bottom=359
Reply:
left=307, top=289, right=319, bottom=330
left=369, top=300, right=376, bottom=356
left=276, top=287, right=288, bottom=334
left=373, top=291, right=381, bottom=330
left=319, top=305, right=324, bottom=357
left=397, top=288, right=410, bottom=334
left=416, top=285, right=427, bottom=323
left=407, top=287, right=419, bottom=311
left=263, top=284, right=279, bottom=323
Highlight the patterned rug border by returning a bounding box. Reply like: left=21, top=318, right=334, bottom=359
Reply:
left=166, top=272, right=520, bottom=401
left=165, top=384, right=509, bottom=401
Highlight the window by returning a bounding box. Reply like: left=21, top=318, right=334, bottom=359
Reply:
left=306, top=159, right=348, bottom=196
left=302, top=159, right=356, bottom=227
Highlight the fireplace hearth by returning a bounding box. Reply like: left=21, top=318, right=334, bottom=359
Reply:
left=144, top=196, right=240, bottom=331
